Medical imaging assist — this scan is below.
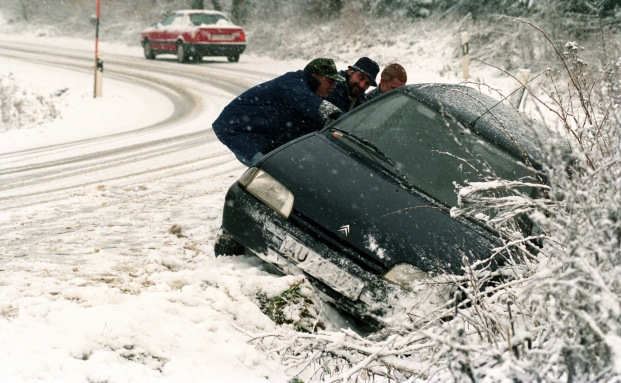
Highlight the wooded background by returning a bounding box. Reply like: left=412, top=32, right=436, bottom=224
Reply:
left=8, top=0, right=620, bottom=25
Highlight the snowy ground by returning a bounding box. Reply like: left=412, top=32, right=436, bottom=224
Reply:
left=0, top=34, right=304, bottom=382
left=0, top=26, right=528, bottom=382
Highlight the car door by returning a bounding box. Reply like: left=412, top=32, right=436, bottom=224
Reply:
left=149, top=14, right=173, bottom=51
left=162, top=13, right=185, bottom=51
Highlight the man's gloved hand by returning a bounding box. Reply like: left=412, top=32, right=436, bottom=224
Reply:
left=319, top=100, right=343, bottom=124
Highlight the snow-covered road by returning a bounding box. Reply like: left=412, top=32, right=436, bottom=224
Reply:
left=0, top=36, right=312, bottom=382
left=0, top=38, right=255, bottom=201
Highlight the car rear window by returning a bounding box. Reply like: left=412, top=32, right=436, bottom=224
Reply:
left=190, top=13, right=227, bottom=25
left=332, top=93, right=537, bottom=206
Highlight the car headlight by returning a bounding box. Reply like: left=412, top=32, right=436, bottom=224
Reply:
left=238, top=168, right=294, bottom=218
left=383, top=263, right=428, bottom=289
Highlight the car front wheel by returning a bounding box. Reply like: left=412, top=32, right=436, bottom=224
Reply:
left=227, top=54, right=240, bottom=63
left=176, top=43, right=187, bottom=63
left=214, top=231, right=245, bottom=256
left=143, top=40, right=155, bottom=60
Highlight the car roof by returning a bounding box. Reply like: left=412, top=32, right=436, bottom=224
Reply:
left=401, top=83, right=544, bottom=168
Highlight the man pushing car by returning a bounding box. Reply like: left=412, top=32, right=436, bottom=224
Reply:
left=327, top=56, right=380, bottom=112
left=212, top=58, right=344, bottom=166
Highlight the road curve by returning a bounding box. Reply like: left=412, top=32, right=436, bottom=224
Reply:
left=0, top=40, right=267, bottom=208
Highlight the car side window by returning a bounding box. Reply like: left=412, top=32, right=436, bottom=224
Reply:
left=161, top=14, right=176, bottom=26
left=334, top=93, right=534, bottom=206
left=171, top=14, right=187, bottom=26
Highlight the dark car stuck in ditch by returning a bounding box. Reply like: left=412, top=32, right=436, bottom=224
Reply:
left=214, top=83, right=545, bottom=323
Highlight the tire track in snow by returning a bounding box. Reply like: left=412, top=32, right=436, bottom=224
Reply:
left=0, top=158, right=244, bottom=238
left=0, top=42, right=257, bottom=204
left=0, top=39, right=278, bottom=83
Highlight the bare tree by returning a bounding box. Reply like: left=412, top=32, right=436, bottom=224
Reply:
left=193, top=0, right=222, bottom=11
left=211, top=0, right=222, bottom=11
left=308, top=0, right=343, bottom=19
left=18, top=0, right=29, bottom=21
left=231, top=0, right=248, bottom=23
left=191, top=1, right=223, bottom=12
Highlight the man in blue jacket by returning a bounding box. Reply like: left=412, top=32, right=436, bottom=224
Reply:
left=212, top=58, right=344, bottom=166
left=327, top=57, right=379, bottom=112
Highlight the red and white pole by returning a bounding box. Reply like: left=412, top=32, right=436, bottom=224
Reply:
left=93, top=0, right=103, bottom=98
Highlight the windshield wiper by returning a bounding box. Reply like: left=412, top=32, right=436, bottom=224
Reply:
left=330, top=128, right=414, bottom=188
left=330, top=128, right=396, bottom=167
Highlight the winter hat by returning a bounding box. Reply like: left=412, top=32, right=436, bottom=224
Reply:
left=305, top=58, right=345, bottom=82
left=349, top=57, right=380, bottom=87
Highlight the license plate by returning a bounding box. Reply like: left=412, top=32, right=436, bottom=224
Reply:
left=279, top=235, right=365, bottom=300
left=212, top=34, right=234, bottom=40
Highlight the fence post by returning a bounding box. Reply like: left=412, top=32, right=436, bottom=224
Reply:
left=516, top=68, right=530, bottom=110
left=93, top=0, right=103, bottom=98
left=460, top=31, right=470, bottom=82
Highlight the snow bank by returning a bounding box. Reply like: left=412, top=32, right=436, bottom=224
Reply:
left=0, top=52, right=175, bottom=152
left=0, top=73, right=61, bottom=132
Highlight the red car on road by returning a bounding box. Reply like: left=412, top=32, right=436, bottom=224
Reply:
left=141, top=10, right=246, bottom=63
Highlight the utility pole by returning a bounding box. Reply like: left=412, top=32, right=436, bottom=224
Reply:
left=93, top=0, right=103, bottom=98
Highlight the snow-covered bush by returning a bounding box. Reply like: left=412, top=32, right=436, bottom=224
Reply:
left=432, top=35, right=620, bottom=380
left=442, top=28, right=620, bottom=383
left=0, top=73, right=62, bottom=132
left=256, top=280, right=327, bottom=333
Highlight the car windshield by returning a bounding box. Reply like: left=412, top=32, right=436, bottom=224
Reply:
left=331, top=93, right=536, bottom=206
left=189, top=13, right=227, bottom=25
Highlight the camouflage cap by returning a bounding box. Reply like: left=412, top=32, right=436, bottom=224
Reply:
left=304, top=58, right=345, bottom=82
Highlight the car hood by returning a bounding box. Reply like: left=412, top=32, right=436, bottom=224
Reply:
left=259, top=133, right=499, bottom=275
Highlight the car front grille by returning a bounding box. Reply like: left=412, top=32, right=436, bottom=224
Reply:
left=288, top=209, right=388, bottom=275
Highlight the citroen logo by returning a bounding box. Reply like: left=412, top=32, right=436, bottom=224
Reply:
left=338, top=225, right=350, bottom=236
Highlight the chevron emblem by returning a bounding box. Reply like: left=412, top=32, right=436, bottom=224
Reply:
left=338, top=225, right=350, bottom=237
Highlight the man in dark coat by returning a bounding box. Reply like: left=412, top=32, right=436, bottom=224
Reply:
left=212, top=58, right=344, bottom=166
left=361, top=63, right=408, bottom=103
left=327, top=57, right=379, bottom=112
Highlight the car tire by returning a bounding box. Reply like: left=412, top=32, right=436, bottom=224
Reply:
left=214, top=231, right=245, bottom=256
left=143, top=40, right=155, bottom=60
left=192, top=54, right=202, bottom=64
left=227, top=54, right=240, bottom=63
left=176, top=42, right=188, bottom=63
